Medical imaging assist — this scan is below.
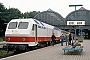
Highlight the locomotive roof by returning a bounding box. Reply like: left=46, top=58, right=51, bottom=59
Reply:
left=10, top=18, right=59, bottom=30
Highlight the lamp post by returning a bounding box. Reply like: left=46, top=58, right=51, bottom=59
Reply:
left=69, top=4, right=83, bottom=35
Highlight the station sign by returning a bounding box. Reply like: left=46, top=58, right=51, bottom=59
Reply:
left=67, top=21, right=85, bottom=25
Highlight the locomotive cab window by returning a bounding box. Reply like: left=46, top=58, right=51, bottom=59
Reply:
left=32, top=24, right=34, bottom=31
left=18, top=22, right=28, bottom=29
left=8, top=22, right=17, bottom=29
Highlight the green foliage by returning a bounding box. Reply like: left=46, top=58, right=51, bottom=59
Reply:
left=0, top=50, right=13, bottom=59
left=77, top=37, right=83, bottom=42
left=6, top=8, right=23, bottom=22
left=0, top=20, right=6, bottom=36
left=0, top=3, right=6, bottom=20
left=0, top=3, right=6, bottom=12
left=23, top=11, right=40, bottom=18
left=0, top=36, right=5, bottom=41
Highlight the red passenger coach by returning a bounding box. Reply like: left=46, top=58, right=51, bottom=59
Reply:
left=5, top=18, right=61, bottom=51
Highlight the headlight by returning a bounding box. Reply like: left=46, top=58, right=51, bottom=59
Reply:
left=8, top=38, right=10, bottom=41
left=22, top=38, right=26, bottom=41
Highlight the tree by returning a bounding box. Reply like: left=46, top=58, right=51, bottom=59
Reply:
left=0, top=20, right=6, bottom=36
left=6, top=8, right=23, bottom=22
left=0, top=3, right=6, bottom=36
left=23, top=11, right=40, bottom=18
left=0, top=3, right=6, bottom=12
left=0, top=3, right=6, bottom=20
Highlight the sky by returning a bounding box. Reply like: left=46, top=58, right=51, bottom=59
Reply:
left=0, top=0, right=90, bottom=18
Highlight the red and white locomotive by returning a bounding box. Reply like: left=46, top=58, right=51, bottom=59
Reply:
left=5, top=18, right=61, bottom=51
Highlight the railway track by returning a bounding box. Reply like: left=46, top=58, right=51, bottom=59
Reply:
left=0, top=42, right=59, bottom=59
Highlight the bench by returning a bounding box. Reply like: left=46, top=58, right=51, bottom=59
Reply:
left=62, top=46, right=83, bottom=55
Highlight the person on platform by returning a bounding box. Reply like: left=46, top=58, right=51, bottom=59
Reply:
left=60, top=34, right=65, bottom=46
left=65, top=32, right=69, bottom=46
left=69, top=33, right=72, bottom=45
left=51, top=33, right=56, bottom=46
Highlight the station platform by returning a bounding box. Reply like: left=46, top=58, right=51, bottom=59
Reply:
left=1, top=40, right=90, bottom=60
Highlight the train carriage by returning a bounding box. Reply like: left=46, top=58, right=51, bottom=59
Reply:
left=5, top=18, right=61, bottom=51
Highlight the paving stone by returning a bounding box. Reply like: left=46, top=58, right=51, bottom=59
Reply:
left=1, top=40, right=90, bottom=60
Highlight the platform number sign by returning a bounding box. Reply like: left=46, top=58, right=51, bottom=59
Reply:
left=67, top=21, right=85, bottom=25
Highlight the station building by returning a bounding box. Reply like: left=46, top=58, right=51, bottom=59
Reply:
left=34, top=7, right=90, bottom=39
left=34, top=9, right=65, bottom=28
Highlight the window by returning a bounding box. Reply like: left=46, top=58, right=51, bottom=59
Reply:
left=18, top=22, right=28, bottom=29
left=8, top=22, right=17, bottom=29
left=32, top=24, right=34, bottom=30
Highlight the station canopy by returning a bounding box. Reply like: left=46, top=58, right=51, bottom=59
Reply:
left=34, top=8, right=65, bottom=26
left=66, top=7, right=90, bottom=25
